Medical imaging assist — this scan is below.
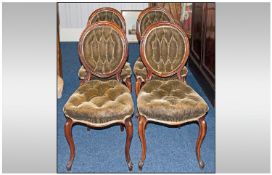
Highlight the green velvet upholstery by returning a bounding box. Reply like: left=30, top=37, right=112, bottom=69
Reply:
left=144, top=26, right=186, bottom=75
left=137, top=80, right=208, bottom=124
left=89, top=11, right=123, bottom=30
left=137, top=23, right=208, bottom=124
left=140, top=11, right=172, bottom=36
left=64, top=80, right=134, bottom=125
left=82, top=25, right=124, bottom=75
left=133, top=57, right=188, bottom=82
left=79, top=62, right=131, bottom=82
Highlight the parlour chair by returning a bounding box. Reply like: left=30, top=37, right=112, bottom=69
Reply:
left=78, top=7, right=132, bottom=91
left=134, top=6, right=188, bottom=96
left=136, top=22, right=209, bottom=170
left=63, top=22, right=134, bottom=171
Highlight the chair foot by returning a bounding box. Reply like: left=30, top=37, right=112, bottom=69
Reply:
left=66, top=160, right=73, bottom=171
left=138, top=160, right=144, bottom=171
left=198, top=159, right=205, bottom=169
left=127, top=160, right=133, bottom=171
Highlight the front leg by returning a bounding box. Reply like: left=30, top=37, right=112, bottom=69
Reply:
left=64, top=118, right=75, bottom=171
left=196, top=116, right=207, bottom=169
left=138, top=115, right=147, bottom=171
left=124, top=118, right=133, bottom=171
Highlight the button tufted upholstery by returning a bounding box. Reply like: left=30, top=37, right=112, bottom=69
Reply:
left=64, top=80, right=134, bottom=125
left=88, top=10, right=125, bottom=31
left=80, top=25, right=125, bottom=76
left=79, top=62, right=131, bottom=82
left=137, top=80, right=208, bottom=124
left=133, top=57, right=188, bottom=82
left=142, top=25, right=188, bottom=76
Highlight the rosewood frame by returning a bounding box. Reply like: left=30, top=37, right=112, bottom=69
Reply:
left=136, top=22, right=207, bottom=170
left=136, top=22, right=189, bottom=96
left=136, top=6, right=175, bottom=42
left=88, top=7, right=126, bottom=33
left=65, top=22, right=133, bottom=171
left=140, top=22, right=190, bottom=79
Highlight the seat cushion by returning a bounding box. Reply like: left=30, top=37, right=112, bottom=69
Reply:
left=137, top=80, right=208, bottom=124
left=78, top=62, right=131, bottom=81
left=133, top=57, right=188, bottom=81
left=63, top=80, right=134, bottom=126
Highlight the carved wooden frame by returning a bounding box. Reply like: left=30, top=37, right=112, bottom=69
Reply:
left=136, top=22, right=207, bottom=171
left=87, top=7, right=126, bottom=33
left=136, top=6, right=175, bottom=42
left=136, top=22, right=189, bottom=96
left=140, top=22, right=190, bottom=79
left=78, top=21, right=128, bottom=81
left=65, top=21, right=133, bottom=171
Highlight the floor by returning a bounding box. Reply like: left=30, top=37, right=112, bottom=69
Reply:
left=57, top=42, right=215, bottom=173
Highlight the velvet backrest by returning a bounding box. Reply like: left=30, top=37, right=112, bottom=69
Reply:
left=78, top=22, right=128, bottom=78
left=140, top=22, right=189, bottom=78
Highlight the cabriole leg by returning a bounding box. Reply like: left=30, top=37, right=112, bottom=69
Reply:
left=64, top=118, right=75, bottom=171
left=138, top=115, right=147, bottom=171
left=124, top=118, right=133, bottom=171
left=196, top=116, right=207, bottom=169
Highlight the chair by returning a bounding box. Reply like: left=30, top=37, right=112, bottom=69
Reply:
left=136, top=22, right=209, bottom=170
left=78, top=7, right=132, bottom=91
left=134, top=6, right=188, bottom=96
left=63, top=22, right=134, bottom=171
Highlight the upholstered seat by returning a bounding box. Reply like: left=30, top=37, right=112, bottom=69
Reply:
left=64, top=80, right=133, bottom=125
left=133, top=57, right=188, bottom=82
left=137, top=80, right=208, bottom=124
left=79, top=62, right=131, bottom=82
